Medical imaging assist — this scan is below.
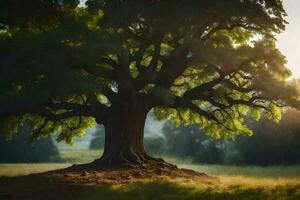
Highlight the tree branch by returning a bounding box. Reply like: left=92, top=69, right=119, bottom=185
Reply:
left=155, top=43, right=190, bottom=88
left=135, top=40, right=162, bottom=90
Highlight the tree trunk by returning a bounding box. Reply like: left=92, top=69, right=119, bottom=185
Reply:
left=95, top=105, right=150, bottom=165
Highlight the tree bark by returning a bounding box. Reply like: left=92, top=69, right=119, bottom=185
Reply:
left=95, top=104, right=150, bottom=165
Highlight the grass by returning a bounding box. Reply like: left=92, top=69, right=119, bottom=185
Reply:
left=59, top=148, right=102, bottom=163
left=179, top=163, right=300, bottom=178
left=81, top=181, right=300, bottom=200
left=1, top=150, right=300, bottom=199
left=0, top=163, right=70, bottom=177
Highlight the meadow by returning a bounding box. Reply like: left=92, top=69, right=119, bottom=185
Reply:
left=0, top=149, right=300, bottom=200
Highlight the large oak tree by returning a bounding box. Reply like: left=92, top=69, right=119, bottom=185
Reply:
left=1, top=0, right=299, bottom=165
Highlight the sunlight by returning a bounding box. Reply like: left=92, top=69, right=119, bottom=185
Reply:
left=277, top=0, right=300, bottom=78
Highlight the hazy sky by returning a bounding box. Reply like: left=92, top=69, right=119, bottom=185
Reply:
left=277, top=0, right=300, bottom=78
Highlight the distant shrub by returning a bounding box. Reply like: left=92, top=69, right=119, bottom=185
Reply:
left=231, top=109, right=300, bottom=165
left=144, top=136, right=167, bottom=156
left=162, top=122, right=225, bottom=164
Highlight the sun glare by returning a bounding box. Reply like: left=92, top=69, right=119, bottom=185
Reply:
left=277, top=0, right=300, bottom=78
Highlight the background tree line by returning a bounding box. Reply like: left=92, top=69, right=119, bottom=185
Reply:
left=0, top=126, right=60, bottom=163
left=2, top=108, right=299, bottom=165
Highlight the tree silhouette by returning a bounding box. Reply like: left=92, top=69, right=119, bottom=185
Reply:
left=1, top=0, right=299, bottom=166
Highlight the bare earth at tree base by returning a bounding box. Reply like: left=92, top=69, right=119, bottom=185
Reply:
left=49, top=159, right=218, bottom=185
left=0, top=160, right=217, bottom=200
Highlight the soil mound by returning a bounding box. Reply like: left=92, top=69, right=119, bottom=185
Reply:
left=0, top=160, right=218, bottom=200
left=47, top=159, right=218, bottom=185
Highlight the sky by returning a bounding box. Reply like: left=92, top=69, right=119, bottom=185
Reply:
left=277, top=0, right=300, bottom=78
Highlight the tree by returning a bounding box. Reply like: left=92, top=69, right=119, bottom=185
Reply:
left=89, top=125, right=168, bottom=157
left=0, top=0, right=79, bottom=30
left=162, top=122, right=224, bottom=163
left=0, top=126, right=59, bottom=163
left=232, top=109, right=300, bottom=165
left=89, top=125, right=105, bottom=149
left=144, top=136, right=168, bottom=157
left=1, top=0, right=299, bottom=166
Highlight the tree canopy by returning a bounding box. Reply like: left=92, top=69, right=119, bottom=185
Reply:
left=0, top=0, right=299, bottom=148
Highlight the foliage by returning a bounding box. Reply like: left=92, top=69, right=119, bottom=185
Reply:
left=0, top=126, right=60, bottom=163
left=0, top=0, right=299, bottom=146
left=231, top=109, right=300, bottom=165
left=144, top=136, right=168, bottom=156
left=0, top=0, right=79, bottom=30
left=162, top=122, right=225, bottom=163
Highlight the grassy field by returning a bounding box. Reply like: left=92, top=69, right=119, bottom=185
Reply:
left=1, top=163, right=300, bottom=184
left=59, top=148, right=102, bottom=163
left=83, top=180, right=300, bottom=200
left=1, top=150, right=300, bottom=199
left=0, top=163, right=70, bottom=177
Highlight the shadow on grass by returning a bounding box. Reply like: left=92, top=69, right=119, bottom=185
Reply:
left=83, top=182, right=300, bottom=200
left=0, top=175, right=300, bottom=200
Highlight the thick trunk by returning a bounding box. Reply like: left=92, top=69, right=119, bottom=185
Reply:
left=95, top=106, right=150, bottom=165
